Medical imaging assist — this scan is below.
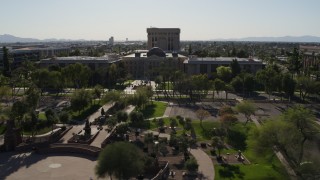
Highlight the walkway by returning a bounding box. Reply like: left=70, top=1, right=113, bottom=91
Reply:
left=90, top=125, right=109, bottom=148
left=60, top=103, right=113, bottom=143
left=190, top=148, right=215, bottom=180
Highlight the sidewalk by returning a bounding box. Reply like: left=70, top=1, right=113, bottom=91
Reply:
left=190, top=148, right=215, bottom=180
left=60, top=103, right=113, bottom=143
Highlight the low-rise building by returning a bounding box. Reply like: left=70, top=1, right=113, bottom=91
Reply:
left=122, top=47, right=187, bottom=79
left=12, top=47, right=70, bottom=68
left=184, top=56, right=264, bottom=76
left=39, top=55, right=120, bottom=70
left=300, top=45, right=320, bottom=71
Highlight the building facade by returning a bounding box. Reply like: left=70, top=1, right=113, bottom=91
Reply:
left=122, top=47, right=187, bottom=79
left=39, top=55, right=120, bottom=70
left=147, top=28, right=180, bottom=52
left=299, top=45, right=320, bottom=71
left=184, top=56, right=264, bottom=76
left=11, top=47, right=70, bottom=68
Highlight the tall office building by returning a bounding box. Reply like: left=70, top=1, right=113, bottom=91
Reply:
left=147, top=28, right=180, bottom=51
left=109, top=36, right=114, bottom=46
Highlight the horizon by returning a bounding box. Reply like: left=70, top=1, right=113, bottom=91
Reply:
left=2, top=34, right=320, bottom=42
left=1, top=0, right=320, bottom=41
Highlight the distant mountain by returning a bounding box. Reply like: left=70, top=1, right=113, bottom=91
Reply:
left=0, top=34, right=85, bottom=43
left=0, top=34, right=40, bottom=43
left=211, top=35, right=320, bottom=43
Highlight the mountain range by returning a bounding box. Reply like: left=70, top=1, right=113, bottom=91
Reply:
left=211, top=35, right=320, bottom=43
left=0, top=34, right=85, bottom=43
left=1, top=34, right=320, bottom=43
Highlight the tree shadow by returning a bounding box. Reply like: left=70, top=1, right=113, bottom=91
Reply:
left=218, top=164, right=245, bottom=179
left=141, top=104, right=156, bottom=119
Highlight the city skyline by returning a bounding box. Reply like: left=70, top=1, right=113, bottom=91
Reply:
left=1, top=0, right=320, bottom=41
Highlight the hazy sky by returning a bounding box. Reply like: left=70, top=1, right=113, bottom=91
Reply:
left=1, top=0, right=319, bottom=41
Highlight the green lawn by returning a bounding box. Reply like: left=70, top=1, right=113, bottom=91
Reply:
left=141, top=101, right=167, bottom=119
left=191, top=120, right=220, bottom=141
left=38, top=112, right=47, bottom=120
left=215, top=162, right=288, bottom=180
left=23, top=126, right=52, bottom=135
left=214, top=123, right=289, bottom=180
left=69, top=101, right=103, bottom=120
left=174, top=120, right=220, bottom=141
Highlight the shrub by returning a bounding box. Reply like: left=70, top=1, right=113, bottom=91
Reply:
left=185, top=157, right=199, bottom=173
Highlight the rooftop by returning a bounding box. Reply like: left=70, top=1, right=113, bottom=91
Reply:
left=185, top=56, right=263, bottom=64
left=41, top=55, right=120, bottom=63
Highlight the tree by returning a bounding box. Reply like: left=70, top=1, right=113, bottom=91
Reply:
left=256, top=67, right=280, bottom=99
left=129, top=111, right=144, bottom=127
left=157, top=118, right=165, bottom=129
left=249, top=106, right=319, bottom=173
left=62, top=63, right=91, bottom=89
left=2, top=46, right=10, bottom=76
left=102, top=90, right=121, bottom=104
left=24, top=86, right=40, bottom=111
left=10, top=100, right=28, bottom=127
left=282, top=106, right=318, bottom=164
left=170, top=118, right=178, bottom=132
left=217, top=66, right=232, bottom=83
left=70, top=89, right=92, bottom=113
left=185, top=157, right=199, bottom=173
left=218, top=105, right=234, bottom=116
left=212, top=136, right=225, bottom=157
left=195, top=108, right=210, bottom=129
left=235, top=101, right=256, bottom=125
left=45, top=108, right=57, bottom=132
left=95, top=142, right=145, bottom=179
left=249, top=120, right=300, bottom=164
left=144, top=132, right=154, bottom=153
left=214, top=78, right=225, bottom=98
left=92, top=84, right=103, bottom=103
left=282, top=73, right=296, bottom=100
left=296, top=76, right=320, bottom=101
left=219, top=114, right=238, bottom=134
left=116, top=111, right=128, bottom=122
left=230, top=59, right=241, bottom=77
left=59, top=111, right=70, bottom=124
left=287, top=48, right=302, bottom=76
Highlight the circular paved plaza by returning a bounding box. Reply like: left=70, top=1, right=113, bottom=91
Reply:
left=0, top=152, right=98, bottom=180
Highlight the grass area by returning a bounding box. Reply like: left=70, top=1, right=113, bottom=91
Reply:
left=191, top=120, right=220, bottom=141
left=140, top=101, right=167, bottom=119
left=68, top=100, right=103, bottom=120
left=156, top=82, right=173, bottom=90
left=215, top=162, right=288, bottom=180
left=23, top=126, right=52, bottom=135
left=38, top=112, right=47, bottom=120
left=214, top=123, right=289, bottom=180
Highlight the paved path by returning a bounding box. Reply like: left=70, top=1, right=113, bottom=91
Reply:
left=60, top=104, right=135, bottom=144
left=143, top=130, right=171, bottom=140
left=190, top=148, right=215, bottom=180
left=60, top=103, right=113, bottom=143
left=90, top=125, right=109, bottom=148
